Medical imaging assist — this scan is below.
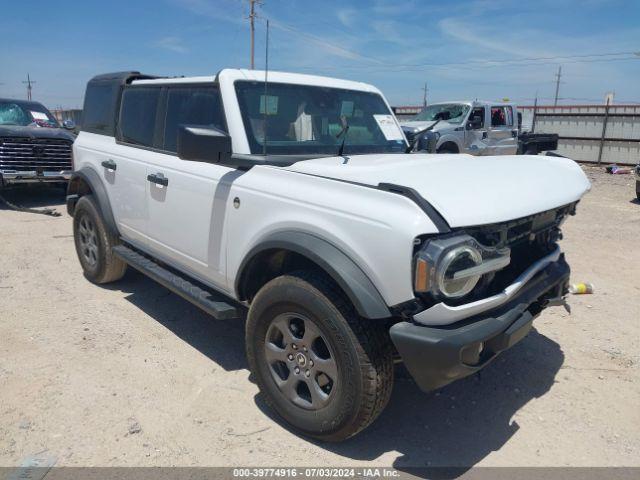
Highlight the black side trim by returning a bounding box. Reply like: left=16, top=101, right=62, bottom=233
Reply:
left=236, top=231, right=391, bottom=319
left=113, top=245, right=240, bottom=320
left=378, top=183, right=451, bottom=233
left=66, top=167, right=118, bottom=236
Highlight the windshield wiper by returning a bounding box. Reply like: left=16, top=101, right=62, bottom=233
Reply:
left=336, top=115, right=350, bottom=157
left=405, top=119, right=440, bottom=153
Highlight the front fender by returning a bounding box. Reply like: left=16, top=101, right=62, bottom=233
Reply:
left=235, top=230, right=392, bottom=319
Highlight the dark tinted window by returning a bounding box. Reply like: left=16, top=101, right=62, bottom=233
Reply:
left=163, top=87, right=225, bottom=153
left=119, top=88, right=161, bottom=147
left=82, top=82, right=119, bottom=135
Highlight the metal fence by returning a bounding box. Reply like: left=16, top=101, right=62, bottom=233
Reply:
left=516, top=105, right=639, bottom=165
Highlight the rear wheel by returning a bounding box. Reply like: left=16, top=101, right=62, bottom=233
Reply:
left=73, top=195, right=126, bottom=284
left=636, top=181, right=640, bottom=201
left=246, top=271, right=394, bottom=441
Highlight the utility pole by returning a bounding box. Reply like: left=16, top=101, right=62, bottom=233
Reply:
left=553, top=66, right=562, bottom=106
left=22, top=73, right=36, bottom=101
left=422, top=82, right=428, bottom=108
left=248, top=0, right=261, bottom=69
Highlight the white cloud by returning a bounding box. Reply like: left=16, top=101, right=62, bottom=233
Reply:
left=156, top=36, right=189, bottom=53
left=336, top=8, right=357, bottom=28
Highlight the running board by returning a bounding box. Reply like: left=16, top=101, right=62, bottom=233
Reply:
left=112, top=245, right=240, bottom=320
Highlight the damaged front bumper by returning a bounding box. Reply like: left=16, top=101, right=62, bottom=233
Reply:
left=390, top=253, right=570, bottom=392
left=1, top=170, right=72, bottom=186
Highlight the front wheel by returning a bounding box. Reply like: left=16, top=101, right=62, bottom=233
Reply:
left=246, top=271, right=394, bottom=442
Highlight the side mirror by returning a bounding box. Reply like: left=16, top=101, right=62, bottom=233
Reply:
left=177, top=125, right=232, bottom=164
left=467, top=117, right=482, bottom=130
left=62, top=120, right=76, bottom=130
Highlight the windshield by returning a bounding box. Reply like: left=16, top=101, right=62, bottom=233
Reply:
left=235, top=81, right=407, bottom=155
left=412, top=103, right=470, bottom=125
left=0, top=101, right=59, bottom=127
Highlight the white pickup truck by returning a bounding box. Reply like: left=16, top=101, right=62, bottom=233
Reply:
left=67, top=69, right=590, bottom=441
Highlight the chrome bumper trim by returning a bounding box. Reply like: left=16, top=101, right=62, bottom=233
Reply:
left=413, top=247, right=562, bottom=326
left=1, top=170, right=72, bottom=182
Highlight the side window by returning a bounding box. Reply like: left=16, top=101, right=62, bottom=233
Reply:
left=163, top=87, right=225, bottom=153
left=469, top=107, right=485, bottom=129
left=119, top=88, right=161, bottom=147
left=491, top=106, right=513, bottom=127
left=82, top=82, right=119, bottom=135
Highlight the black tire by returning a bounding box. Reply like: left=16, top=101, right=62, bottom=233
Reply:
left=524, top=147, right=538, bottom=155
left=636, top=181, right=640, bottom=201
left=246, top=271, right=394, bottom=442
left=437, top=144, right=458, bottom=154
left=73, top=195, right=126, bottom=284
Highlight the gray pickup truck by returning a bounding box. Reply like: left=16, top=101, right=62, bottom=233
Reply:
left=401, top=101, right=558, bottom=156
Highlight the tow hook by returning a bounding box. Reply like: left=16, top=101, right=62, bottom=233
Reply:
left=546, top=295, right=571, bottom=314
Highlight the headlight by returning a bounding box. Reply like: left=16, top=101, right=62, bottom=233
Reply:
left=414, top=235, right=510, bottom=300
left=436, top=245, right=482, bottom=298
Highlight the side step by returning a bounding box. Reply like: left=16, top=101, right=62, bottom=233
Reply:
left=112, top=245, right=240, bottom=320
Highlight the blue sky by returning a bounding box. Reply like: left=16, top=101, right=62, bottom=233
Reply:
left=1, top=0, right=639, bottom=109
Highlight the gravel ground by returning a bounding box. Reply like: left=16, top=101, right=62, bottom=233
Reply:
left=0, top=166, right=638, bottom=470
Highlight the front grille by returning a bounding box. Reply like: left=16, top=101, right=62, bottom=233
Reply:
left=0, top=137, right=73, bottom=172
left=465, top=203, right=577, bottom=296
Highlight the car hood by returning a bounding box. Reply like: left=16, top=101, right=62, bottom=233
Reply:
left=0, top=125, right=76, bottom=141
left=283, top=153, right=591, bottom=228
left=400, top=120, right=438, bottom=131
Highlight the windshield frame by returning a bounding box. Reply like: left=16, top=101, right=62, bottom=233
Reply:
left=411, top=103, right=471, bottom=125
left=233, top=80, right=408, bottom=156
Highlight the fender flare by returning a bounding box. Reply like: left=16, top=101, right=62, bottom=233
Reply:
left=66, top=167, right=118, bottom=236
left=236, top=231, right=391, bottom=319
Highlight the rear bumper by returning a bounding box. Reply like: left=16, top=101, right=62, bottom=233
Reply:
left=390, top=254, right=570, bottom=392
left=1, top=170, right=72, bottom=185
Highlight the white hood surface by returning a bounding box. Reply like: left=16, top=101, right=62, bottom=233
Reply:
left=284, top=153, right=591, bottom=228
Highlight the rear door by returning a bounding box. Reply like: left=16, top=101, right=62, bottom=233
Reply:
left=144, top=84, right=236, bottom=290
left=486, top=105, right=518, bottom=155
left=108, top=86, right=164, bottom=248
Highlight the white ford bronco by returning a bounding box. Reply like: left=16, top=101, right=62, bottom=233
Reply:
left=68, top=69, right=590, bottom=441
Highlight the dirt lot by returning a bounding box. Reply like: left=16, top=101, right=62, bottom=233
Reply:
left=0, top=166, right=638, bottom=469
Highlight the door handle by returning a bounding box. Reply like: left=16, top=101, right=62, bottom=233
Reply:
left=101, top=159, right=117, bottom=171
left=147, top=172, right=168, bottom=187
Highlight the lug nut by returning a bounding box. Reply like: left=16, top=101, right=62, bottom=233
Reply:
left=292, top=344, right=298, bottom=350
left=303, top=346, right=307, bottom=352
left=287, top=354, right=294, bottom=361
left=294, top=367, right=300, bottom=374
left=305, top=369, right=310, bottom=377
left=309, top=360, right=314, bottom=367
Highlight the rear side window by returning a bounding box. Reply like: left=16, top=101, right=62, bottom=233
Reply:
left=491, top=106, right=513, bottom=127
left=162, top=86, right=225, bottom=153
left=119, top=88, right=161, bottom=147
left=82, top=82, right=119, bottom=135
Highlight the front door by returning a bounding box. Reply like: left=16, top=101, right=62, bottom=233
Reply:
left=464, top=106, right=489, bottom=155
left=144, top=85, right=234, bottom=290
